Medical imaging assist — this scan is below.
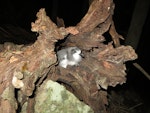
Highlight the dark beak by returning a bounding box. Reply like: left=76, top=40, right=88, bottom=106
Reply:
left=80, top=53, right=84, bottom=58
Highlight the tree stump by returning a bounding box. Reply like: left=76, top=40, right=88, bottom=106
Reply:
left=0, top=0, right=137, bottom=113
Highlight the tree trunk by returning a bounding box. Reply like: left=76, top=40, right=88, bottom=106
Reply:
left=125, top=0, right=150, bottom=49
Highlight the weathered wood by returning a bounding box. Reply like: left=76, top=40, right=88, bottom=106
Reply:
left=0, top=8, right=68, bottom=112
left=0, top=0, right=137, bottom=113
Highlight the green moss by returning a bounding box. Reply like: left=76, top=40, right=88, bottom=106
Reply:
left=34, top=80, right=94, bottom=113
left=1, top=86, right=17, bottom=109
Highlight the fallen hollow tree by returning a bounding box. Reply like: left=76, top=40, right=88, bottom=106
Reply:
left=0, top=0, right=137, bottom=113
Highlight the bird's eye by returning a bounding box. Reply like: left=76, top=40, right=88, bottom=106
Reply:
left=71, top=49, right=76, bottom=54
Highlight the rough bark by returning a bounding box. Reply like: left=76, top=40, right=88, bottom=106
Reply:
left=0, top=0, right=137, bottom=113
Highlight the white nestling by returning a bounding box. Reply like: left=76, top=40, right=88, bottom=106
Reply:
left=56, top=47, right=83, bottom=68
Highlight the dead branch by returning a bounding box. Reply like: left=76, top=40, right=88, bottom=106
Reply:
left=133, top=63, right=150, bottom=80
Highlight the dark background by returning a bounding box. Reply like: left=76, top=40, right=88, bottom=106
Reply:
left=0, top=0, right=150, bottom=112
